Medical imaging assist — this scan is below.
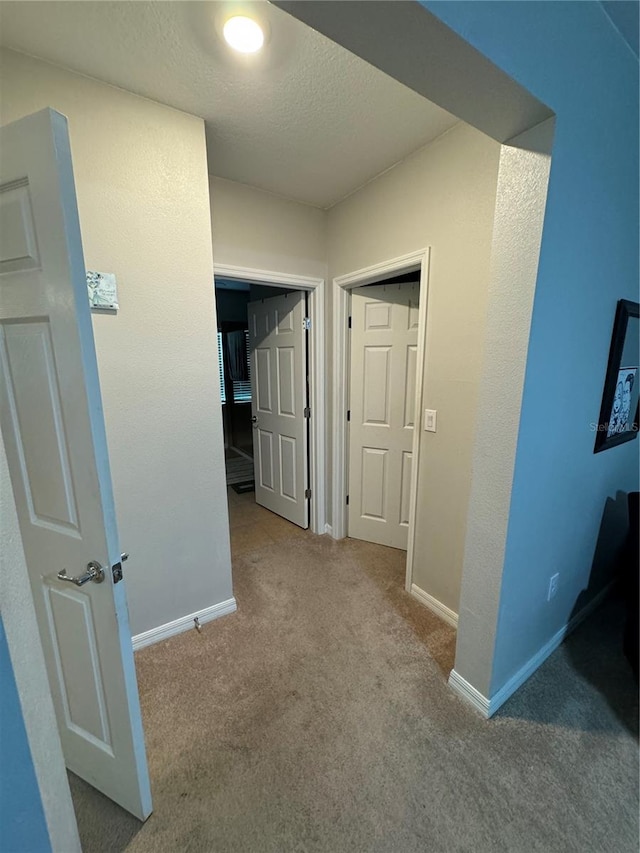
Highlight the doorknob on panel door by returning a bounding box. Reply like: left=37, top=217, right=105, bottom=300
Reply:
left=57, top=561, right=105, bottom=586
left=251, top=416, right=258, bottom=424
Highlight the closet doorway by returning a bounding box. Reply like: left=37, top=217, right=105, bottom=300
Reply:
left=332, top=249, right=430, bottom=590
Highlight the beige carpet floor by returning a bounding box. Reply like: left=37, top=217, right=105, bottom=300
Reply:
left=69, top=489, right=639, bottom=852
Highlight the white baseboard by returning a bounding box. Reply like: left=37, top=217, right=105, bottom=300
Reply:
left=132, top=597, right=237, bottom=651
left=448, top=669, right=491, bottom=717
left=324, top=523, right=333, bottom=536
left=449, top=582, right=614, bottom=718
left=410, top=583, right=459, bottom=627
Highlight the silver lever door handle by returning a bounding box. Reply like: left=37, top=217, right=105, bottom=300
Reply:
left=58, top=561, right=105, bottom=586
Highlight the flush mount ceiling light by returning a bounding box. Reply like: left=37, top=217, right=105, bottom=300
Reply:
left=223, top=16, right=265, bottom=53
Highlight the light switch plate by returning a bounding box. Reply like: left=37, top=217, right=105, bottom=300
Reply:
left=424, top=409, right=437, bottom=432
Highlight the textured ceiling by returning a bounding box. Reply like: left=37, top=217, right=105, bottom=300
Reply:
left=0, top=1, right=458, bottom=208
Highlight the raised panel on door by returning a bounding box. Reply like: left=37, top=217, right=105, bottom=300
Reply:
left=1, top=320, right=80, bottom=534
left=407, top=293, right=420, bottom=330
left=0, top=180, right=41, bottom=273
left=360, top=447, right=387, bottom=520
left=403, top=345, right=417, bottom=429
left=364, top=300, right=392, bottom=330
left=362, top=346, right=391, bottom=426
left=255, top=347, right=272, bottom=413
left=44, top=584, right=113, bottom=751
left=276, top=305, right=294, bottom=334
left=279, top=434, right=297, bottom=501
left=257, top=428, right=275, bottom=491
left=277, top=346, right=296, bottom=417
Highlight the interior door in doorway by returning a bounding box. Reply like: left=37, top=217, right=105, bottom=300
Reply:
left=348, top=282, right=420, bottom=550
left=0, top=109, right=152, bottom=820
left=248, top=291, right=309, bottom=528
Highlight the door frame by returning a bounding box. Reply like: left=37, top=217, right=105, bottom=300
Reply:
left=214, top=263, right=326, bottom=535
left=332, top=248, right=430, bottom=592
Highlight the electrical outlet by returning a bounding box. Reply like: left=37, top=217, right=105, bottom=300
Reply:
left=547, top=573, right=560, bottom=602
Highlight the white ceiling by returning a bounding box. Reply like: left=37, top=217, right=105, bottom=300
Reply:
left=0, top=1, right=457, bottom=209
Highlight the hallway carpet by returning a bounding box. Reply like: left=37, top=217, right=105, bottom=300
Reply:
left=69, top=491, right=639, bottom=852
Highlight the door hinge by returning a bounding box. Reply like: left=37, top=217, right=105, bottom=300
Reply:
left=305, top=488, right=312, bottom=499
left=303, top=317, right=311, bottom=331
left=304, top=406, right=311, bottom=418
left=347, top=410, right=351, bottom=422
left=348, top=316, right=352, bottom=329
left=346, top=495, right=350, bottom=506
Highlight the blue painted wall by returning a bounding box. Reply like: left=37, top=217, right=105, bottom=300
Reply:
left=0, top=617, right=51, bottom=853
left=423, top=2, right=639, bottom=691
left=602, top=1, right=639, bottom=58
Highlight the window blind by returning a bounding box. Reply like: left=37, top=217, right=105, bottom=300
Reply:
left=217, top=331, right=226, bottom=404
left=232, top=330, right=252, bottom=403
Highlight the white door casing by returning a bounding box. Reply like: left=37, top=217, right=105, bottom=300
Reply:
left=348, top=282, right=420, bottom=550
left=0, top=109, right=152, bottom=820
left=248, top=291, right=309, bottom=528
left=214, top=264, right=325, bottom=536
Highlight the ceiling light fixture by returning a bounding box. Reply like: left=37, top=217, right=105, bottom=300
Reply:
left=223, top=16, right=264, bottom=54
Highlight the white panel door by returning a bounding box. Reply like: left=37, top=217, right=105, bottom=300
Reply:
left=248, top=291, right=308, bottom=528
left=0, top=109, right=152, bottom=820
left=348, top=282, right=420, bottom=550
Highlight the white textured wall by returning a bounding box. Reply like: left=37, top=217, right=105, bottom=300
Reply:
left=454, top=121, right=554, bottom=696
left=0, top=49, right=233, bottom=635
left=210, top=176, right=327, bottom=280
left=328, top=123, right=501, bottom=613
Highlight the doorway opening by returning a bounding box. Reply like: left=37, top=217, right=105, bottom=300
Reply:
left=213, top=264, right=326, bottom=535
left=215, top=278, right=260, bottom=488
left=333, top=249, right=430, bottom=596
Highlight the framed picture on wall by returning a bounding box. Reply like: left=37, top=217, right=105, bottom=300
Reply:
left=87, top=270, right=119, bottom=310
left=594, top=299, right=640, bottom=453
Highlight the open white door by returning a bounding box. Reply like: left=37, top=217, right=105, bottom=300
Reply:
left=348, top=282, right=420, bottom=550
left=0, top=110, right=152, bottom=820
left=248, top=291, right=309, bottom=528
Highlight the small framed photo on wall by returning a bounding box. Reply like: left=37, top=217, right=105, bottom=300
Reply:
left=594, top=299, right=640, bottom=453
left=87, top=270, right=118, bottom=310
